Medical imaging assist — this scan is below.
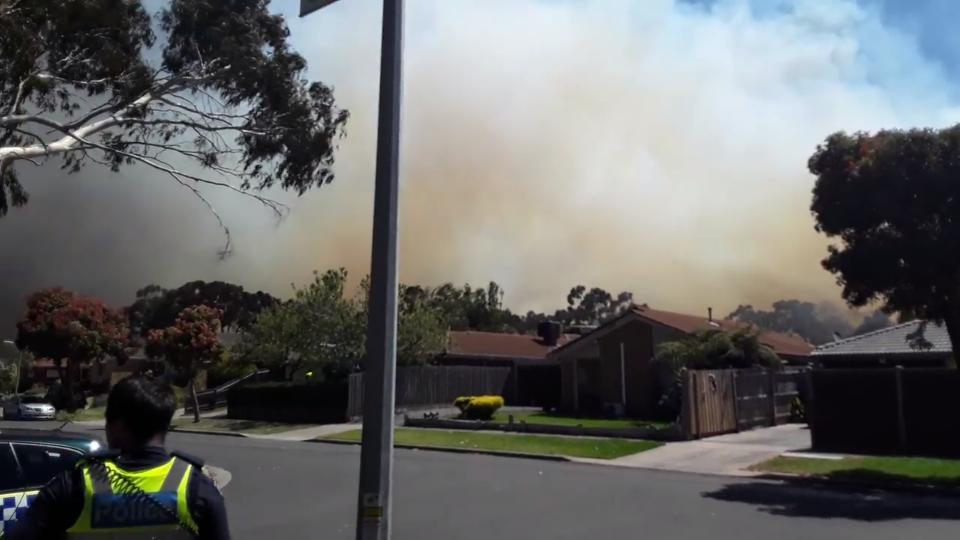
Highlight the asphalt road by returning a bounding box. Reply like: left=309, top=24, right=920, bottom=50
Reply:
left=4, top=421, right=960, bottom=539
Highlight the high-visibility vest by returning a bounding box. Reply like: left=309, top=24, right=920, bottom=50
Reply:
left=66, top=457, right=198, bottom=539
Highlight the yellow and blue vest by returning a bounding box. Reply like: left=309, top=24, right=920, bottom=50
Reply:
left=65, top=457, right=198, bottom=539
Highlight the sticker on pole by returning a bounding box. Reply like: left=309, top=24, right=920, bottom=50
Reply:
left=362, top=493, right=383, bottom=522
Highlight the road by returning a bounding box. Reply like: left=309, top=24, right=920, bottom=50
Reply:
left=3, top=421, right=959, bottom=539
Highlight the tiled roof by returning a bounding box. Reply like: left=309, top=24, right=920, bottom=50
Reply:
left=813, top=320, right=952, bottom=356
left=551, top=305, right=814, bottom=359
left=446, top=331, right=577, bottom=360
left=631, top=306, right=814, bottom=357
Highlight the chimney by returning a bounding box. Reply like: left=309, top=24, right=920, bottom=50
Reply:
left=708, top=307, right=713, bottom=323
left=537, top=321, right=563, bottom=347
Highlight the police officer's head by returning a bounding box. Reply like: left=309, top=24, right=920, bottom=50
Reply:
left=105, top=375, right=176, bottom=452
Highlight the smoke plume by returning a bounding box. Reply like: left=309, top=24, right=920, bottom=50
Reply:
left=1, top=0, right=957, bottom=335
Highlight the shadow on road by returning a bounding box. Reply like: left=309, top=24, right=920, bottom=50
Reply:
left=702, top=480, right=960, bottom=521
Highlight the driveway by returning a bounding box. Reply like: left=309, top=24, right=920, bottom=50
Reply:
left=581, top=424, right=811, bottom=476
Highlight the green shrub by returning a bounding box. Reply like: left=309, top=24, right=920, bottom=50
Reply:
left=462, top=395, right=504, bottom=420
left=454, top=396, right=474, bottom=413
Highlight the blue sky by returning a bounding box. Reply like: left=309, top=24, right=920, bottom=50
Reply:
left=679, top=0, right=959, bottom=95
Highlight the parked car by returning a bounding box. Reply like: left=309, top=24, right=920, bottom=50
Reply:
left=2, top=396, right=56, bottom=420
left=0, top=429, right=102, bottom=535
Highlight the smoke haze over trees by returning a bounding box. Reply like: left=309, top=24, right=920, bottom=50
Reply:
left=2, top=0, right=958, bottom=339
left=727, top=300, right=892, bottom=345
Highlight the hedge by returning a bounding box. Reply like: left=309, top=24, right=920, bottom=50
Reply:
left=228, top=381, right=348, bottom=424
left=455, top=395, right=505, bottom=420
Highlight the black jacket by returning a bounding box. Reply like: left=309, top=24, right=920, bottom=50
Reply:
left=7, top=447, right=230, bottom=540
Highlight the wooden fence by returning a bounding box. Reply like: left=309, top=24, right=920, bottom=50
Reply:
left=809, top=367, right=960, bottom=457
left=681, top=368, right=806, bottom=439
left=347, top=365, right=511, bottom=419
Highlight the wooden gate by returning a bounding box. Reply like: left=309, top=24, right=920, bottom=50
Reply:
left=682, top=369, right=737, bottom=438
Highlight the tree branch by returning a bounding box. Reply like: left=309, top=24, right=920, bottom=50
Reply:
left=0, top=110, right=286, bottom=254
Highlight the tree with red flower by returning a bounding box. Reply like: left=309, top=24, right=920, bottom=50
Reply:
left=147, top=305, right=224, bottom=423
left=16, top=287, right=129, bottom=410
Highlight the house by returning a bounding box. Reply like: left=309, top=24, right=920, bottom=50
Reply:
left=434, top=324, right=578, bottom=408
left=812, top=320, right=953, bottom=368
left=548, top=305, right=814, bottom=417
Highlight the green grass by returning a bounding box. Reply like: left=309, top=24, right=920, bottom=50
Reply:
left=489, top=411, right=670, bottom=430
left=753, top=456, right=960, bottom=488
left=323, top=428, right=662, bottom=459
left=170, top=417, right=311, bottom=435
left=55, top=406, right=106, bottom=422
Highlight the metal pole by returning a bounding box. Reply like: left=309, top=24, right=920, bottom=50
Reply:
left=356, top=1, right=403, bottom=539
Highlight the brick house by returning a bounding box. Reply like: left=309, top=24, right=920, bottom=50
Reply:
left=434, top=324, right=578, bottom=407
left=549, top=305, right=813, bottom=417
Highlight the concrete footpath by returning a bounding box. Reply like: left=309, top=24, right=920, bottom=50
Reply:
left=245, top=423, right=357, bottom=441
left=577, top=424, right=811, bottom=476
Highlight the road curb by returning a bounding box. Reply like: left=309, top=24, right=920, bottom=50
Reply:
left=309, top=438, right=572, bottom=462
left=755, top=472, right=960, bottom=498
left=169, top=427, right=249, bottom=438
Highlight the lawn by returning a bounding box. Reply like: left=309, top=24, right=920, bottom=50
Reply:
left=170, top=417, right=311, bottom=435
left=323, top=428, right=661, bottom=459
left=754, top=456, right=960, bottom=489
left=55, top=406, right=106, bottom=422
left=489, top=411, right=670, bottom=430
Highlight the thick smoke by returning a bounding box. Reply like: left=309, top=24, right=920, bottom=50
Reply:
left=1, top=0, right=957, bottom=335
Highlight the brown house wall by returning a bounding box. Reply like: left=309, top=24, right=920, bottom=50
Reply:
left=597, top=320, right=657, bottom=417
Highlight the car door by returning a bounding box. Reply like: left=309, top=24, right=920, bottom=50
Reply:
left=12, top=443, right=84, bottom=489
left=0, top=441, right=32, bottom=537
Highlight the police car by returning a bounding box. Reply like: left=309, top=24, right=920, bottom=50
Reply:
left=0, top=429, right=102, bottom=536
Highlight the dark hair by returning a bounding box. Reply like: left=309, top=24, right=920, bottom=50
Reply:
left=106, top=376, right=176, bottom=444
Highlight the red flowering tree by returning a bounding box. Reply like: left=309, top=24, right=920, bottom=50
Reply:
left=16, top=287, right=129, bottom=409
left=147, top=305, right=223, bottom=423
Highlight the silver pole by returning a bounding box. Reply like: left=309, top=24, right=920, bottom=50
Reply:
left=356, top=1, right=404, bottom=539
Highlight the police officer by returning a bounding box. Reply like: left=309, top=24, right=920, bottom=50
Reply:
left=8, top=375, right=230, bottom=539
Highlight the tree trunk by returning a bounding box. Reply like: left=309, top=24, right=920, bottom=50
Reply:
left=190, top=376, right=201, bottom=424
left=63, top=358, right=80, bottom=411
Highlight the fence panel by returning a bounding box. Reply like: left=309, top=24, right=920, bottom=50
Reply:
left=733, top=370, right=771, bottom=430
left=809, top=369, right=901, bottom=454
left=682, top=370, right=737, bottom=438
left=901, top=370, right=960, bottom=456
left=729, top=368, right=804, bottom=431
left=346, top=365, right=511, bottom=419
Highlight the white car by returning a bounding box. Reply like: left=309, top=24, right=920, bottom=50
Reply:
left=2, top=396, right=56, bottom=420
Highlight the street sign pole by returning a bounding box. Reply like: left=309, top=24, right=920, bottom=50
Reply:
left=356, top=1, right=403, bottom=538
left=300, top=0, right=403, bottom=540
left=299, top=1, right=403, bottom=537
